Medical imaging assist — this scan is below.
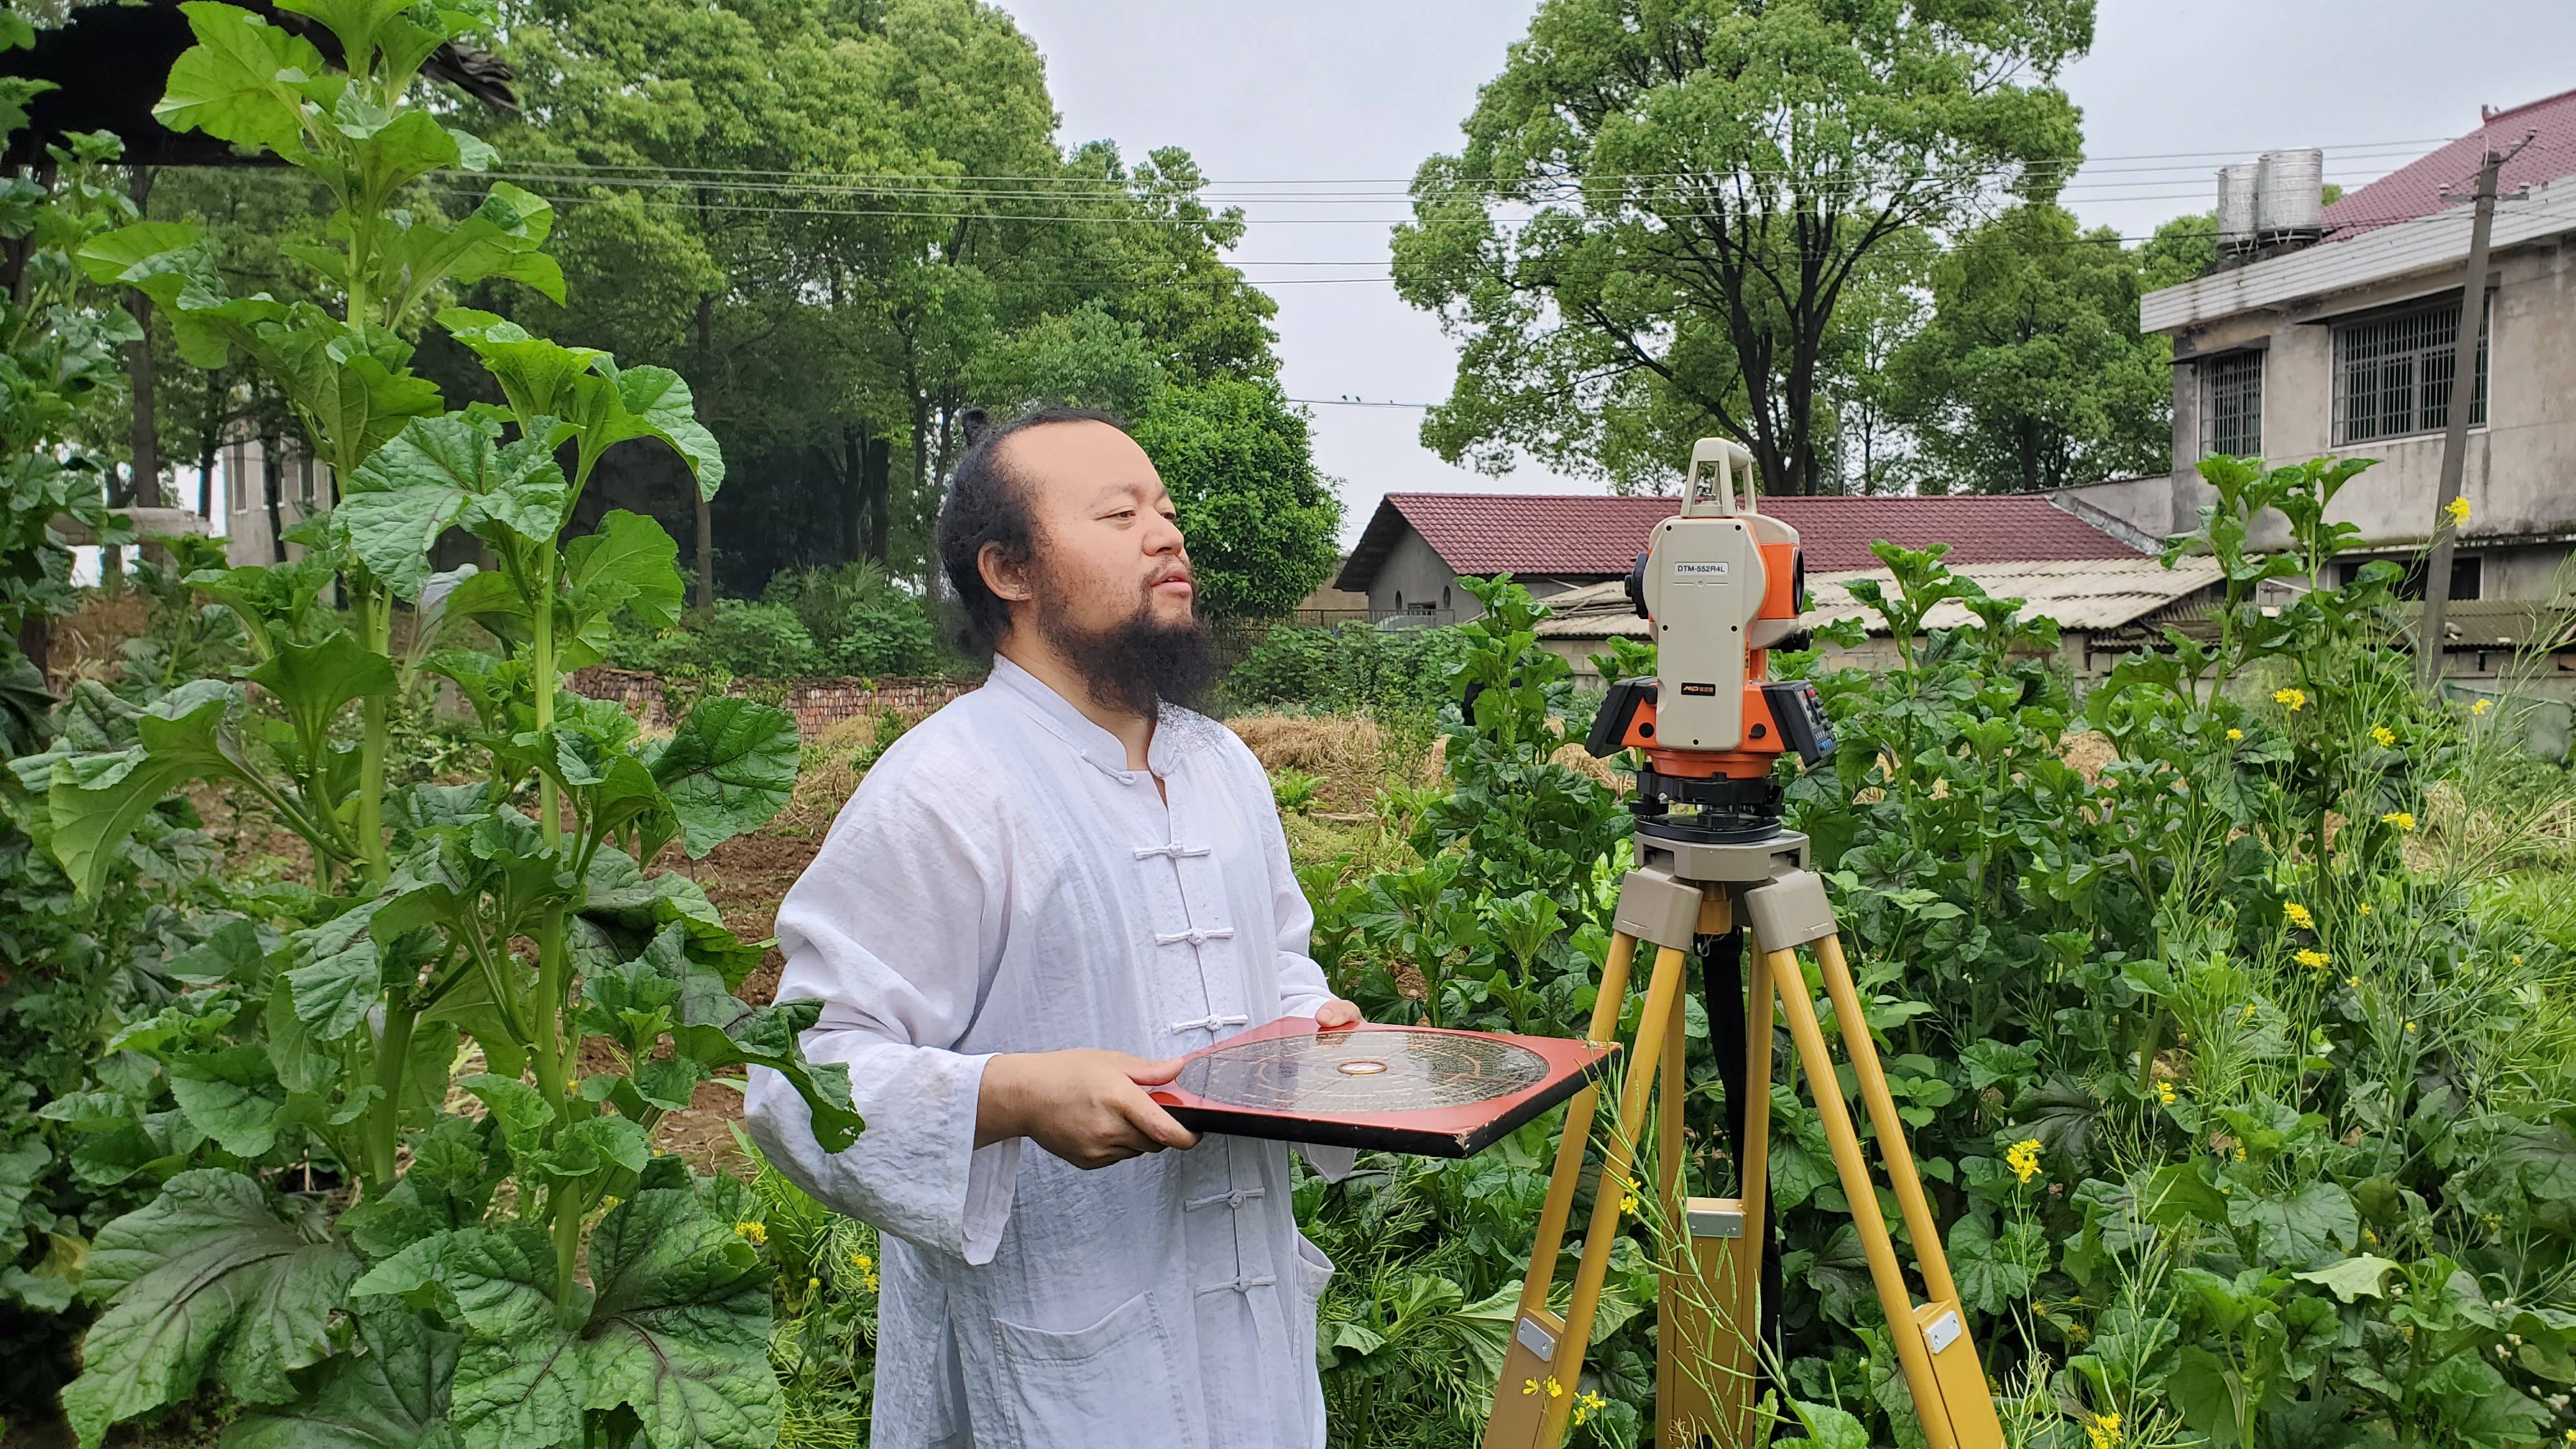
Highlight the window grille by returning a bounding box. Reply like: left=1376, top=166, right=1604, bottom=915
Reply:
left=2200, top=351, right=2264, bottom=458
left=2333, top=295, right=2488, bottom=445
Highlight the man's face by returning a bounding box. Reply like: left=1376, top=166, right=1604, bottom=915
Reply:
left=1003, top=421, right=1195, bottom=635
left=981, top=420, right=1211, bottom=716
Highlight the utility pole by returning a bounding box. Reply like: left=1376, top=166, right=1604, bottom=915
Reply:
left=2418, top=127, right=2532, bottom=688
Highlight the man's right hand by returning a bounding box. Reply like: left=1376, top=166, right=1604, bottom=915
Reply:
left=976, top=1050, right=1200, bottom=1168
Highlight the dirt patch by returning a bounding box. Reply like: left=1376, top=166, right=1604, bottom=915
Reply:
left=2060, top=730, right=2117, bottom=785
left=40, top=590, right=152, bottom=689
left=1228, top=713, right=1437, bottom=812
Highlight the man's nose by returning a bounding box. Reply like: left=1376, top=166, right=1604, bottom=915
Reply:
left=1145, top=510, right=1185, bottom=554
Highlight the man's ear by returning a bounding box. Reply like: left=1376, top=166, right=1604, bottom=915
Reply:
left=979, top=541, right=1033, bottom=603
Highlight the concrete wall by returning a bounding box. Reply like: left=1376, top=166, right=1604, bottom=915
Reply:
left=2142, top=235, right=2576, bottom=580
left=222, top=437, right=326, bottom=567
left=1368, top=528, right=1474, bottom=621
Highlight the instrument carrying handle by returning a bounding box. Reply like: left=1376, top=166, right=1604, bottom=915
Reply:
left=1682, top=436, right=1759, bottom=519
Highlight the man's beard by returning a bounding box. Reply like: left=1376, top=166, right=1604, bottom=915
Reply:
left=1032, top=567, right=1215, bottom=719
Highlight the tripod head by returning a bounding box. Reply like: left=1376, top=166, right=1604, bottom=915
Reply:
left=1585, top=438, right=1835, bottom=843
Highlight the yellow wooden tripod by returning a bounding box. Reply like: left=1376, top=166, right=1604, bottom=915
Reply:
left=1483, top=829, right=2004, bottom=1449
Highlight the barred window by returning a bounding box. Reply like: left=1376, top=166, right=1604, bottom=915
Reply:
left=2333, top=295, right=2488, bottom=445
left=2200, top=351, right=2264, bottom=458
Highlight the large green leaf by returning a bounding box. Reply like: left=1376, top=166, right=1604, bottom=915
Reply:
left=284, top=902, right=386, bottom=1041
left=152, top=2, right=326, bottom=157
left=47, top=683, right=259, bottom=899
left=354, top=1229, right=586, bottom=1449
left=2293, top=1254, right=2397, bottom=1303
left=223, top=1303, right=458, bottom=1449
left=1945, top=1212, right=2040, bottom=1315
left=166, top=1045, right=289, bottom=1157
left=63, top=1171, right=362, bottom=1448
left=2228, top=1181, right=2357, bottom=1268
left=615, top=928, right=859, bottom=1153
left=581, top=1187, right=778, bottom=1449
left=570, top=363, right=726, bottom=497
left=258, top=318, right=444, bottom=474
left=647, top=698, right=797, bottom=857
left=564, top=509, right=685, bottom=643
left=438, top=309, right=604, bottom=420
left=390, top=183, right=564, bottom=307
left=341, top=414, right=568, bottom=596
left=249, top=632, right=397, bottom=766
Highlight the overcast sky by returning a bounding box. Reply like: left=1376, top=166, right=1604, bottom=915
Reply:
left=992, top=0, right=2576, bottom=544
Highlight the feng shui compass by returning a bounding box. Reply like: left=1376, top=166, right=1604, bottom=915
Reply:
left=1149, top=1018, right=1613, bottom=1157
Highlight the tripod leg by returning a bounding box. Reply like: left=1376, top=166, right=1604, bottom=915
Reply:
left=1813, top=934, right=2006, bottom=1449
left=1736, top=930, right=1777, bottom=1445
left=1813, top=932, right=1956, bottom=1308
left=1531, top=943, right=1690, bottom=1445
left=1488, top=931, right=1638, bottom=1449
left=1765, top=947, right=1961, bottom=1449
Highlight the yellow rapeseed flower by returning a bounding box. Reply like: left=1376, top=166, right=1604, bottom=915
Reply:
left=2471, top=697, right=2494, bottom=717
left=1522, top=1378, right=1538, bottom=1397
left=2156, top=1080, right=2176, bottom=1105
left=2274, top=687, right=2308, bottom=712
left=2405, top=1020, right=2418, bottom=1032
left=733, top=1221, right=767, bottom=1245
left=2296, top=948, right=2332, bottom=970
left=1572, top=1390, right=1607, bottom=1427
left=2381, top=811, right=2416, bottom=832
left=1546, top=1376, right=1565, bottom=1399
left=2446, top=496, right=2471, bottom=526
left=2227, top=727, right=2244, bottom=741
left=2285, top=901, right=2315, bottom=930
left=2007, top=1138, right=2043, bottom=1184
left=2372, top=725, right=2395, bottom=747
left=2087, top=1411, right=2126, bottom=1449
left=2358, top=903, right=2373, bottom=915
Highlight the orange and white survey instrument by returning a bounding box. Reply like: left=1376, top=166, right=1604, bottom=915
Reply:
left=1484, top=438, right=2004, bottom=1449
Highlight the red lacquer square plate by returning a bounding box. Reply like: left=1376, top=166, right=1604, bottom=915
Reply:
left=1148, top=1016, right=1616, bottom=1158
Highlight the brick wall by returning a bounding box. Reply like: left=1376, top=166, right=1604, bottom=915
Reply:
left=565, top=666, right=971, bottom=738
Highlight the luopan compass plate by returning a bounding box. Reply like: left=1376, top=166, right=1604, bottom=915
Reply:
left=1151, top=1018, right=1614, bottom=1158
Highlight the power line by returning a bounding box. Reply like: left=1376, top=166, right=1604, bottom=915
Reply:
left=445, top=135, right=2459, bottom=190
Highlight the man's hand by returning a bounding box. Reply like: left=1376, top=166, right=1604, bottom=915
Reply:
left=976, top=1050, right=1200, bottom=1168
left=1313, top=999, right=1365, bottom=1030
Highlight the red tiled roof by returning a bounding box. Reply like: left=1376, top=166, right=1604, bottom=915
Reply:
left=1336, top=492, right=2143, bottom=592
left=2323, top=88, right=2576, bottom=242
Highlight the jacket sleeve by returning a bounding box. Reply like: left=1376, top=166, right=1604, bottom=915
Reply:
left=743, top=754, right=1022, bottom=1265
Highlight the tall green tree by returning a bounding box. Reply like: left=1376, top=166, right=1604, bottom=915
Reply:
left=1883, top=201, right=2170, bottom=492
left=1393, top=0, right=2093, bottom=495
left=1130, top=378, right=1340, bottom=621
left=489, top=0, right=1281, bottom=595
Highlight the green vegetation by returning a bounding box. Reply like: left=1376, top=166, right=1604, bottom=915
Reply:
left=1278, top=461, right=2576, bottom=1446
left=1224, top=621, right=1474, bottom=715
left=16, top=13, right=858, bottom=1449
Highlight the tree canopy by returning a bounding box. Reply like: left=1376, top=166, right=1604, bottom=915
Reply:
left=1393, top=0, right=2096, bottom=496
left=1882, top=202, right=2170, bottom=494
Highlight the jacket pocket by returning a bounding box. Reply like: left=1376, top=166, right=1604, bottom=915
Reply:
left=992, top=1290, right=1195, bottom=1446
left=1291, top=1233, right=1336, bottom=1373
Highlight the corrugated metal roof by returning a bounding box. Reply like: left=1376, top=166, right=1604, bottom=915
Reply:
left=1533, top=557, right=2223, bottom=640
left=1336, top=491, right=2144, bottom=592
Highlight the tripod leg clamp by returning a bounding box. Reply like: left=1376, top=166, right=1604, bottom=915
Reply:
left=1613, top=869, right=1704, bottom=951
left=1740, top=870, right=1836, bottom=951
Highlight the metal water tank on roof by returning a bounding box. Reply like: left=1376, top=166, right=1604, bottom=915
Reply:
left=2217, top=163, right=2259, bottom=249
left=2255, top=148, right=2324, bottom=236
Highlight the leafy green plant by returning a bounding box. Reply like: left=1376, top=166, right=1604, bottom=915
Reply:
left=22, top=10, right=864, bottom=1449
left=1271, top=765, right=1321, bottom=815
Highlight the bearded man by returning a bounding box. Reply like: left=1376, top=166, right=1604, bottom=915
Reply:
left=744, top=407, right=1363, bottom=1448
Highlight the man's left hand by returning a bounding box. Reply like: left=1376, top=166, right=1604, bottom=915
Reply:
left=1314, top=999, right=1365, bottom=1030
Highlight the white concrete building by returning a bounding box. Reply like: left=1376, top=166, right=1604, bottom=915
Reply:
left=2081, top=89, right=2576, bottom=615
